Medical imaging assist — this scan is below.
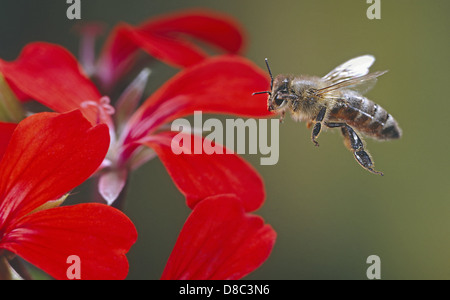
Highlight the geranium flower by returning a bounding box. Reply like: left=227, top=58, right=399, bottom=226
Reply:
left=161, top=194, right=276, bottom=280
left=0, top=9, right=277, bottom=280
left=0, top=42, right=272, bottom=211
left=0, top=110, right=137, bottom=280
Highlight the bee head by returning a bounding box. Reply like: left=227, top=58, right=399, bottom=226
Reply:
left=252, top=58, right=294, bottom=112
left=269, top=75, right=296, bottom=111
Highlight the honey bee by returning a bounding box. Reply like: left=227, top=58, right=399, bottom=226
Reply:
left=253, top=55, right=402, bottom=175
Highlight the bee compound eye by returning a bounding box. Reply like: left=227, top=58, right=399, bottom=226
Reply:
left=274, top=94, right=285, bottom=107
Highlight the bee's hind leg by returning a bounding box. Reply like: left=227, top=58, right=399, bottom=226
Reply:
left=325, top=122, right=384, bottom=176
left=311, top=107, right=327, bottom=147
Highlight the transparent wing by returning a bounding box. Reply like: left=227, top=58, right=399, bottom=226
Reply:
left=322, top=55, right=376, bottom=84
left=317, top=70, right=387, bottom=95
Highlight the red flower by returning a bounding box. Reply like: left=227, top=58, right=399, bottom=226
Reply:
left=0, top=110, right=137, bottom=280
left=161, top=195, right=276, bottom=280
left=0, top=9, right=277, bottom=280
left=93, top=9, right=245, bottom=90
left=0, top=42, right=271, bottom=211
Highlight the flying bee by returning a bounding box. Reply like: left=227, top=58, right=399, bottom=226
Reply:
left=253, top=55, right=402, bottom=175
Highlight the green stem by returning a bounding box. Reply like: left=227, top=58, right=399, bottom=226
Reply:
left=8, top=256, right=33, bottom=280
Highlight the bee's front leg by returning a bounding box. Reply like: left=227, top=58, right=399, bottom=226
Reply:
left=279, top=110, right=286, bottom=123
left=311, top=107, right=326, bottom=147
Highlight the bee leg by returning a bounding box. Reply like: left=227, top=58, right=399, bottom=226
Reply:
left=341, top=125, right=384, bottom=176
left=326, top=122, right=384, bottom=176
left=311, top=107, right=327, bottom=147
left=279, top=110, right=286, bottom=123
left=311, top=123, right=321, bottom=147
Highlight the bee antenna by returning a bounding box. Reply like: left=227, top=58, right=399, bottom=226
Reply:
left=252, top=91, right=272, bottom=96
left=251, top=58, right=274, bottom=96
left=264, top=58, right=274, bottom=90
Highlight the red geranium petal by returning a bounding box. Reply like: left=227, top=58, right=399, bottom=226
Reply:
left=141, top=131, right=265, bottom=212
left=139, top=9, right=244, bottom=55
left=95, top=9, right=244, bottom=88
left=161, top=195, right=276, bottom=280
left=0, top=42, right=109, bottom=125
left=121, top=26, right=208, bottom=68
left=121, top=55, right=272, bottom=145
left=94, top=25, right=141, bottom=92
left=0, top=110, right=110, bottom=229
left=0, top=122, right=16, bottom=160
left=0, top=203, right=137, bottom=280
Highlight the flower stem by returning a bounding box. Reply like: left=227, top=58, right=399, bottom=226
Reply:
left=8, top=256, right=33, bottom=280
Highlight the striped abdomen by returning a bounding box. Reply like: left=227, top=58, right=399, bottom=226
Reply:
left=328, top=90, right=402, bottom=140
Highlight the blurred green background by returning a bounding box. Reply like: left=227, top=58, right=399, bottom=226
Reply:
left=0, top=0, right=449, bottom=279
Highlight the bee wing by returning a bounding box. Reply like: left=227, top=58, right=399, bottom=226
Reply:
left=322, top=55, right=376, bottom=83
left=317, top=70, right=388, bottom=95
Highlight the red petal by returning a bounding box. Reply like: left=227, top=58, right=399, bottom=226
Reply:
left=95, top=9, right=245, bottom=88
left=120, top=26, right=208, bottom=68
left=0, top=42, right=109, bottom=125
left=94, top=25, right=141, bottom=92
left=142, top=131, right=265, bottom=212
left=139, top=9, right=244, bottom=56
left=121, top=55, right=272, bottom=145
left=0, top=110, right=110, bottom=229
left=161, top=195, right=276, bottom=280
left=0, top=122, right=16, bottom=160
left=0, top=203, right=137, bottom=280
